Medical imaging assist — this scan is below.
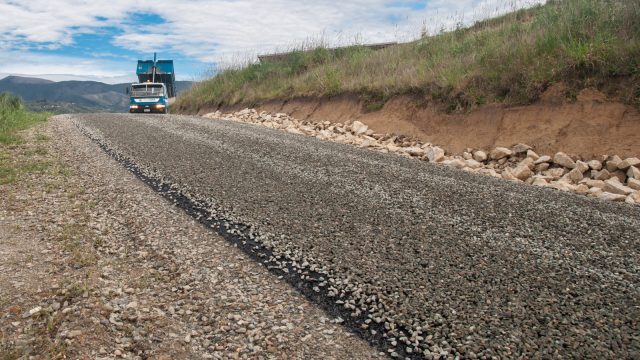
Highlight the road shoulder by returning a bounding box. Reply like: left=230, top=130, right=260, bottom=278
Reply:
left=0, top=116, right=381, bottom=359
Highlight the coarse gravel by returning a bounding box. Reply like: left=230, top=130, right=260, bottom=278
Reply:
left=72, top=113, right=640, bottom=359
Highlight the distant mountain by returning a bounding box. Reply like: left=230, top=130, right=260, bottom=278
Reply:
left=0, top=76, right=194, bottom=113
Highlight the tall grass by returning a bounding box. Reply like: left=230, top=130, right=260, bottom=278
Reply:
left=0, top=92, right=49, bottom=144
left=175, top=0, right=640, bottom=113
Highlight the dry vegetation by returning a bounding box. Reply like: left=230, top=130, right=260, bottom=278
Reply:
left=175, top=0, right=640, bottom=113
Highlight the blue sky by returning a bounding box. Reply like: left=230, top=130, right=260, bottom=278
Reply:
left=0, top=0, right=543, bottom=84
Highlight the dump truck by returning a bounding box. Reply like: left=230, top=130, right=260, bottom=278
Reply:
left=128, top=53, right=175, bottom=114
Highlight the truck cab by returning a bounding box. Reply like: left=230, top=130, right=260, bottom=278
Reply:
left=129, top=82, right=169, bottom=114
left=128, top=54, right=176, bottom=114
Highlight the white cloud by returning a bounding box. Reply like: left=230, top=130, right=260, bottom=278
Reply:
left=111, top=0, right=544, bottom=65
left=0, top=0, right=545, bottom=79
left=0, top=51, right=134, bottom=83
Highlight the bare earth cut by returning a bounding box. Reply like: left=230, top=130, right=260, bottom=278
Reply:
left=216, top=87, right=640, bottom=159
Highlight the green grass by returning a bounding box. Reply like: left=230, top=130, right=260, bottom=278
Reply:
left=175, top=0, right=640, bottom=113
left=0, top=92, right=49, bottom=144
left=0, top=92, right=51, bottom=184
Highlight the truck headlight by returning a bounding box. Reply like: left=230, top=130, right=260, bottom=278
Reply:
left=155, top=104, right=165, bottom=109
left=130, top=105, right=139, bottom=109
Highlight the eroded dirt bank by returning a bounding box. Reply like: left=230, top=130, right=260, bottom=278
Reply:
left=197, top=88, right=640, bottom=159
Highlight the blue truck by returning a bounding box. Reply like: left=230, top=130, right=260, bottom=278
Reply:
left=128, top=53, right=175, bottom=114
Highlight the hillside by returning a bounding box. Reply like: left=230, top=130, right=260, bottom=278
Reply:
left=0, top=76, right=194, bottom=113
left=174, top=0, right=640, bottom=113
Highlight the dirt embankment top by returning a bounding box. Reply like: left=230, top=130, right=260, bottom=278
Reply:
left=199, top=86, right=640, bottom=159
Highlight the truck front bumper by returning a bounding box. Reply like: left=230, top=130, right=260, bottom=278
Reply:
left=129, top=104, right=167, bottom=113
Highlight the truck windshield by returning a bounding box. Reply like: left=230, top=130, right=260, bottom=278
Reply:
left=131, top=84, right=164, bottom=97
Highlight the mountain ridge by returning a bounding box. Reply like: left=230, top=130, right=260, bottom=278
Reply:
left=0, top=75, right=194, bottom=113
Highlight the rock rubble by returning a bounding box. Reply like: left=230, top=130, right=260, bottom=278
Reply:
left=205, top=109, right=640, bottom=205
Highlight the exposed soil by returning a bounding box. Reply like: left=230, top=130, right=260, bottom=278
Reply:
left=198, top=86, right=640, bottom=159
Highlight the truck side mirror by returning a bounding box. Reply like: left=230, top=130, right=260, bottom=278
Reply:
left=125, top=87, right=129, bottom=95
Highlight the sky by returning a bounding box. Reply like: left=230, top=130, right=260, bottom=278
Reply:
left=0, top=0, right=544, bottom=84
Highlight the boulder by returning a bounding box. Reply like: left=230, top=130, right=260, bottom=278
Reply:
left=628, top=178, right=640, bottom=191
left=519, top=157, right=535, bottom=169
left=580, top=179, right=605, bottom=189
left=360, top=139, right=373, bottom=148
left=512, top=143, right=532, bottom=154
left=386, top=144, right=401, bottom=153
left=403, top=147, right=425, bottom=157
left=628, top=166, right=640, bottom=180
left=598, top=192, right=627, bottom=202
left=462, top=152, right=473, bottom=160
left=603, top=179, right=634, bottom=195
left=526, top=150, right=540, bottom=161
left=286, top=127, right=304, bottom=135
left=548, top=180, right=575, bottom=192
left=473, top=150, right=488, bottom=162
left=464, top=159, right=483, bottom=169
left=535, top=163, right=550, bottom=173
left=605, top=155, right=622, bottom=172
left=574, top=160, right=590, bottom=174
left=543, top=168, right=566, bottom=180
left=591, top=169, right=611, bottom=181
left=426, top=146, right=446, bottom=163
left=588, top=187, right=603, bottom=197
left=501, top=168, right=521, bottom=182
left=350, top=121, right=369, bottom=135
left=631, top=191, right=640, bottom=204
left=587, top=160, right=603, bottom=171
left=553, top=152, right=576, bottom=169
left=575, top=184, right=590, bottom=194
left=566, top=167, right=586, bottom=183
left=511, top=164, right=533, bottom=181
left=534, top=155, right=552, bottom=165
left=443, top=158, right=466, bottom=169
left=490, top=147, right=513, bottom=160
left=532, top=177, right=549, bottom=187
left=612, top=170, right=627, bottom=183
left=478, top=168, right=502, bottom=178
left=617, top=157, right=640, bottom=170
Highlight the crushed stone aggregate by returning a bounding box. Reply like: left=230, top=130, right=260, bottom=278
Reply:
left=73, top=113, right=640, bottom=359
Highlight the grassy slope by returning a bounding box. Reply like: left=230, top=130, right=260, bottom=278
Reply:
left=0, top=92, right=50, bottom=184
left=1, top=93, right=49, bottom=144
left=176, top=0, right=640, bottom=113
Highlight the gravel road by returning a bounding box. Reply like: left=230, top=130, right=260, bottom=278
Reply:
left=72, top=113, right=640, bottom=359
left=2, top=117, right=382, bottom=359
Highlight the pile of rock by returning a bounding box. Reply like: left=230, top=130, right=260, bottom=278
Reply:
left=204, top=109, right=640, bottom=205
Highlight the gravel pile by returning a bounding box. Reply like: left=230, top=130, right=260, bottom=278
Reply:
left=74, top=113, right=640, bottom=359
left=205, top=109, right=640, bottom=205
